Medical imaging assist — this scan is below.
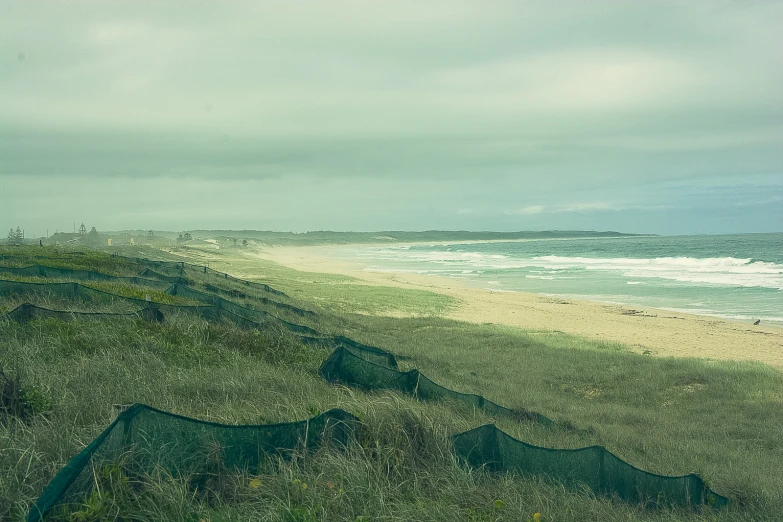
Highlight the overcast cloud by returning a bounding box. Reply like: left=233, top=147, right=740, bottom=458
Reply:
left=1, top=0, right=781, bottom=235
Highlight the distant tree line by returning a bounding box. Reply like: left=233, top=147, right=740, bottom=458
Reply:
left=6, top=227, right=24, bottom=246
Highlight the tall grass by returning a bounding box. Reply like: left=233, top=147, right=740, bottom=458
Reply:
left=1, top=247, right=782, bottom=521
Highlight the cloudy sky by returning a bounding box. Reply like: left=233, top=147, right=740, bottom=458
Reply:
left=1, top=1, right=781, bottom=236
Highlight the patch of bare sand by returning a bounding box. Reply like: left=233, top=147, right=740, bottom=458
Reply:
left=254, top=246, right=783, bottom=370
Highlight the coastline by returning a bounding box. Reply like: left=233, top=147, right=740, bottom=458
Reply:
left=253, top=244, right=783, bottom=370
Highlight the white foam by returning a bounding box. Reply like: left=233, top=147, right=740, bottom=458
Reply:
left=350, top=248, right=783, bottom=289
left=530, top=256, right=783, bottom=289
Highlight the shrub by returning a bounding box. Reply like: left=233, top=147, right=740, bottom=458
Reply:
left=0, top=364, right=52, bottom=421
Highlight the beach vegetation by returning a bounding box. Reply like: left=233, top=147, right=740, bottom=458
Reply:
left=1, top=246, right=781, bottom=521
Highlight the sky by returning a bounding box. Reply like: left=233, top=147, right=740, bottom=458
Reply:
left=1, top=0, right=782, bottom=236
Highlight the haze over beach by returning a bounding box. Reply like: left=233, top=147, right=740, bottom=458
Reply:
left=3, top=2, right=783, bottom=520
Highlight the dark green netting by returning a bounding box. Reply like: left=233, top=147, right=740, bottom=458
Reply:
left=1, top=278, right=365, bottom=347
left=27, top=404, right=359, bottom=522
left=332, top=336, right=399, bottom=369
left=297, top=335, right=399, bottom=368
left=0, top=256, right=310, bottom=328
left=319, top=347, right=552, bottom=425
left=137, top=267, right=191, bottom=285
left=166, top=284, right=318, bottom=336
left=0, top=279, right=221, bottom=320
left=121, top=257, right=186, bottom=276
left=0, top=252, right=88, bottom=263
left=0, top=264, right=172, bottom=289
left=171, top=281, right=314, bottom=319
left=198, top=266, right=287, bottom=297
left=452, top=424, right=728, bottom=509
left=115, top=255, right=287, bottom=297
left=0, top=279, right=318, bottom=334
left=202, top=282, right=316, bottom=317
left=415, top=373, right=553, bottom=426
left=3, top=303, right=163, bottom=324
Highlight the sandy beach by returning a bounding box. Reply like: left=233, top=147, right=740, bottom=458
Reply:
left=255, top=245, right=783, bottom=370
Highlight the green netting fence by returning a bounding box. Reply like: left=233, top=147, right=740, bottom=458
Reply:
left=299, top=335, right=400, bottom=369
left=0, top=263, right=315, bottom=319
left=26, top=404, right=359, bottom=522
left=26, top=403, right=726, bottom=520
left=168, top=282, right=314, bottom=320
left=202, top=282, right=316, bottom=318
left=137, top=267, right=191, bottom=285
left=452, top=423, right=728, bottom=509
left=114, top=255, right=288, bottom=297
left=319, top=346, right=554, bottom=426
left=1, top=277, right=392, bottom=357
left=3, top=303, right=164, bottom=324
left=0, top=279, right=315, bottom=335
left=332, top=335, right=400, bottom=369
left=0, top=265, right=171, bottom=290
left=0, top=279, right=220, bottom=320
left=166, top=284, right=318, bottom=336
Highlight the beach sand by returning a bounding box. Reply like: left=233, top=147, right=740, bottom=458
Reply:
left=254, top=245, right=783, bottom=370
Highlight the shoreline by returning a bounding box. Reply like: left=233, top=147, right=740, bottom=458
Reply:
left=253, top=244, right=783, bottom=370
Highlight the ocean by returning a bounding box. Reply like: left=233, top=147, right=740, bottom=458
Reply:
left=323, top=233, right=783, bottom=327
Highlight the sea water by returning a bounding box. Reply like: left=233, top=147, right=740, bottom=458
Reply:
left=324, top=233, right=783, bottom=327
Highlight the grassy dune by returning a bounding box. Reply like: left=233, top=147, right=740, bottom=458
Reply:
left=1, top=246, right=782, bottom=521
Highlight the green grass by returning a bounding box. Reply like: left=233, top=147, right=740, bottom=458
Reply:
left=0, top=247, right=141, bottom=276
left=1, top=247, right=782, bottom=521
left=0, top=274, right=201, bottom=307
left=136, top=245, right=457, bottom=317
left=79, top=281, right=201, bottom=306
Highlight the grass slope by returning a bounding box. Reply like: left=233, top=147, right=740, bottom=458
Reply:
left=1, top=246, right=781, bottom=521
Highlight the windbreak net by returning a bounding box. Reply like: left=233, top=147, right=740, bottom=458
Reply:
left=116, top=255, right=288, bottom=297
left=1, top=280, right=81, bottom=301
left=415, top=374, right=554, bottom=426
left=27, top=404, right=359, bottom=522
left=167, top=284, right=318, bottom=336
left=319, top=347, right=552, bottom=425
left=169, top=283, right=314, bottom=322
left=298, top=335, right=399, bottom=369
left=0, top=278, right=369, bottom=346
left=452, top=424, right=729, bottom=509
left=2, top=303, right=159, bottom=324
left=320, top=346, right=416, bottom=393
left=332, top=336, right=399, bottom=369
left=0, top=265, right=171, bottom=289
left=0, top=280, right=220, bottom=320
left=202, top=282, right=316, bottom=318
left=137, top=268, right=191, bottom=285
left=0, top=275, right=316, bottom=336
left=198, top=265, right=287, bottom=297
left=122, top=258, right=186, bottom=277
left=0, top=258, right=318, bottom=335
